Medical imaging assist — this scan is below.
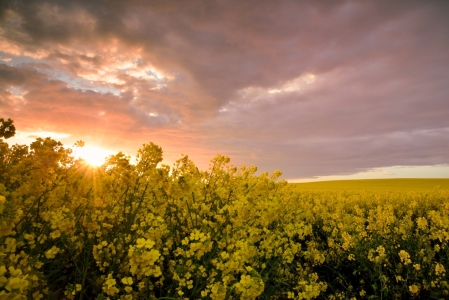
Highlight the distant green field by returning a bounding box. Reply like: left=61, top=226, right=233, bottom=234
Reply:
left=291, top=178, right=449, bottom=191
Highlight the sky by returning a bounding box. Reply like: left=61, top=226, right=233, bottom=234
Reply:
left=1, top=0, right=448, bottom=182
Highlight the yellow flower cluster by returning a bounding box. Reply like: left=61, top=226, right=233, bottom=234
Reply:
left=288, top=186, right=449, bottom=299
left=0, top=266, right=29, bottom=295
left=398, top=250, right=412, bottom=265
left=103, top=274, right=119, bottom=296
left=234, top=273, right=264, bottom=299
left=128, top=238, right=162, bottom=278
left=0, top=136, right=448, bottom=299
left=368, top=245, right=387, bottom=264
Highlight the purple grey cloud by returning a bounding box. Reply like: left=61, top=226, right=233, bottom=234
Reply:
left=0, top=0, right=448, bottom=178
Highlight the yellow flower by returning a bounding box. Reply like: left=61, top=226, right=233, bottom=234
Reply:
left=435, top=263, right=446, bottom=276
left=416, top=217, right=428, bottom=230
left=136, top=238, right=146, bottom=248
left=409, top=284, right=420, bottom=295
left=398, top=250, right=411, bottom=265
left=136, top=238, right=155, bottom=249
left=5, top=275, right=29, bottom=292
left=105, top=278, right=116, bottom=287
left=50, top=230, right=61, bottom=239
left=8, top=266, right=22, bottom=277
left=187, top=280, right=193, bottom=289
left=45, top=246, right=60, bottom=259
left=121, top=277, right=133, bottom=285
left=5, top=238, right=16, bottom=253
left=140, top=249, right=160, bottom=264
left=103, top=274, right=119, bottom=296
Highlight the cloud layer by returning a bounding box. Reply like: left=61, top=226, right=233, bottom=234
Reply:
left=1, top=0, right=448, bottom=179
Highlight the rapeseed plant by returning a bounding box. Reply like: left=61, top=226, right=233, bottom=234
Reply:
left=0, top=130, right=448, bottom=299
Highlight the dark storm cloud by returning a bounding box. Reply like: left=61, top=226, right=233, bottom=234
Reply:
left=0, top=0, right=448, bottom=178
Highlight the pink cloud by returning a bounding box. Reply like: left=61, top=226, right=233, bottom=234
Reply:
left=1, top=0, right=448, bottom=179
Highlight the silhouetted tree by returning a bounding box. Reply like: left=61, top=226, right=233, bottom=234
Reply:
left=0, top=118, right=16, bottom=139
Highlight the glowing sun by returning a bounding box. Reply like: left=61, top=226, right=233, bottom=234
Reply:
left=74, top=146, right=115, bottom=167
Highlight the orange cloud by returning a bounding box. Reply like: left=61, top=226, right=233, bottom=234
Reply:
left=1, top=0, right=448, bottom=179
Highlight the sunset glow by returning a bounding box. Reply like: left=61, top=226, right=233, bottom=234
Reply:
left=73, top=146, right=115, bottom=167
left=2, top=3, right=449, bottom=299
left=1, top=1, right=448, bottom=181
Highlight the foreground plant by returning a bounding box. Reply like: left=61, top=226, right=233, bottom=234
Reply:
left=0, top=119, right=448, bottom=299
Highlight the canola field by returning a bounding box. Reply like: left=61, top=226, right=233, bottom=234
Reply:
left=0, top=137, right=448, bottom=300
left=293, top=178, right=449, bottom=191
